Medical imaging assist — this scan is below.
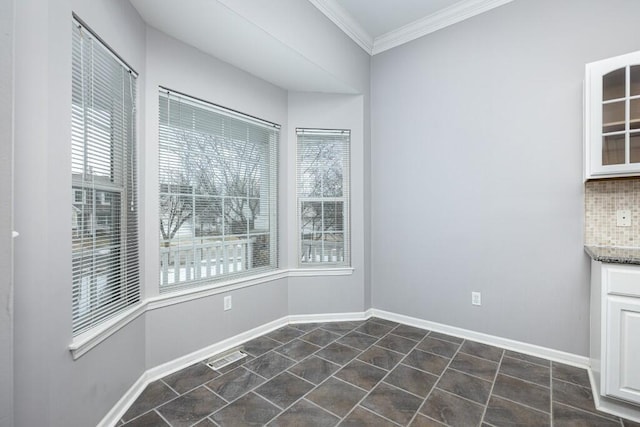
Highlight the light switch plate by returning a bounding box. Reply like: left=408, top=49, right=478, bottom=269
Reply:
left=617, top=210, right=631, bottom=227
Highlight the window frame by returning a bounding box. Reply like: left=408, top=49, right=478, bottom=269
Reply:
left=296, top=128, right=351, bottom=267
left=70, top=16, right=140, bottom=336
left=158, top=88, right=280, bottom=293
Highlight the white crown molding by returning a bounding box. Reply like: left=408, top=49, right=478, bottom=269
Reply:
left=373, top=0, right=514, bottom=55
left=309, top=0, right=514, bottom=56
left=307, top=0, right=374, bottom=54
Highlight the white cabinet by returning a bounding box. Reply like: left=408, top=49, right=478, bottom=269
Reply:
left=591, top=262, right=640, bottom=406
left=606, top=296, right=640, bottom=402
left=585, top=50, right=640, bottom=179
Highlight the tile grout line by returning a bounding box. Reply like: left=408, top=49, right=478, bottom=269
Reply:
left=490, top=393, right=552, bottom=417
left=496, top=370, right=551, bottom=389
left=502, top=352, right=551, bottom=369
left=405, top=332, right=466, bottom=427
left=121, top=379, right=184, bottom=426
left=550, top=377, right=623, bottom=423
left=262, top=379, right=338, bottom=424
left=446, top=365, right=496, bottom=384
left=123, top=320, right=632, bottom=427
left=202, top=383, right=230, bottom=405
left=261, top=326, right=372, bottom=425
left=479, top=348, right=505, bottom=425
left=335, top=323, right=424, bottom=426
left=261, top=323, right=380, bottom=425
left=219, top=335, right=353, bottom=426
left=260, top=322, right=382, bottom=425
left=205, top=362, right=283, bottom=422
left=432, top=386, right=491, bottom=409
left=550, top=358, right=554, bottom=427
left=154, top=408, right=174, bottom=427
left=553, top=401, right=627, bottom=425
left=353, top=405, right=404, bottom=426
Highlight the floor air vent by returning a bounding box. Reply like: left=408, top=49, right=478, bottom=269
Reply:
left=206, top=350, right=248, bottom=371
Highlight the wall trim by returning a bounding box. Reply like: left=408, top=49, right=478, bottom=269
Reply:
left=372, top=0, right=514, bottom=55
left=306, top=0, right=373, bottom=54
left=69, top=302, right=147, bottom=360
left=370, top=309, right=590, bottom=368
left=288, top=267, right=354, bottom=277
left=146, top=270, right=289, bottom=311
left=144, top=317, right=288, bottom=381
left=308, top=0, right=514, bottom=56
left=588, top=368, right=640, bottom=423
left=288, top=310, right=367, bottom=324
left=70, top=268, right=352, bottom=359
left=98, top=370, right=151, bottom=427
left=99, top=308, right=592, bottom=426
left=98, top=316, right=289, bottom=427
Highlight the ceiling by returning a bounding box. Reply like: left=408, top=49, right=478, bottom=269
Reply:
left=308, top=0, right=514, bottom=54
left=129, top=0, right=513, bottom=93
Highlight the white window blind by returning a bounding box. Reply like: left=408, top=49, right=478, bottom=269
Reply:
left=297, top=129, right=350, bottom=266
left=71, top=18, right=139, bottom=335
left=159, top=89, right=279, bottom=292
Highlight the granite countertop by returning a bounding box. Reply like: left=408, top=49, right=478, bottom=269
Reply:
left=584, top=245, right=640, bottom=265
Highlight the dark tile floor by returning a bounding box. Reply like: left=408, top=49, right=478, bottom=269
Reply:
left=119, top=318, right=640, bottom=426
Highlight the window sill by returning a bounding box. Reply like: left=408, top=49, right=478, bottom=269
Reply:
left=147, top=269, right=290, bottom=311
left=68, top=267, right=353, bottom=359
left=288, top=267, right=354, bottom=277
left=69, top=302, right=147, bottom=360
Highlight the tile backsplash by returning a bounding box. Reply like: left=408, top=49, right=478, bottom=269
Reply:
left=585, top=178, right=640, bottom=247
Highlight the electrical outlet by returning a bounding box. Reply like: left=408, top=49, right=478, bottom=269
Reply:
left=224, top=295, right=232, bottom=311
left=472, top=292, right=481, bottom=306
left=617, top=210, right=631, bottom=227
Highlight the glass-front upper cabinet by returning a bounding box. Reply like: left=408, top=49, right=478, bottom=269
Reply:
left=585, top=50, right=640, bottom=179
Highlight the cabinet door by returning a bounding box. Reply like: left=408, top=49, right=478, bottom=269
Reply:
left=605, top=296, right=640, bottom=403
left=586, top=50, right=640, bottom=179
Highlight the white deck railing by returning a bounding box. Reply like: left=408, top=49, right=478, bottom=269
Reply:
left=160, top=238, right=255, bottom=286
left=301, top=239, right=344, bottom=263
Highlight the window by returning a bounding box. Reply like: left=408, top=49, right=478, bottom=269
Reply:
left=158, top=89, right=279, bottom=292
left=71, top=18, right=139, bottom=335
left=296, top=129, right=350, bottom=266
left=73, top=189, right=85, bottom=204
left=98, top=191, right=111, bottom=205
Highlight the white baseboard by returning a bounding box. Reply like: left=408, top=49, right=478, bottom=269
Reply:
left=98, top=371, right=151, bottom=427
left=288, top=311, right=369, bottom=324
left=98, top=316, right=289, bottom=426
left=371, top=309, right=590, bottom=368
left=145, top=317, right=289, bottom=382
left=100, top=308, right=594, bottom=426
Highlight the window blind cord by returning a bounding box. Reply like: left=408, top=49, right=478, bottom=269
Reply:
left=78, top=26, right=91, bottom=289
left=129, top=71, right=135, bottom=213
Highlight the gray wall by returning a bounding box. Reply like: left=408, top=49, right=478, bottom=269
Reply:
left=287, top=92, right=367, bottom=315
left=146, top=281, right=288, bottom=368
left=0, top=0, right=14, bottom=424
left=142, top=28, right=291, bottom=368
left=13, top=0, right=148, bottom=425
left=370, top=0, right=640, bottom=356
left=220, top=0, right=371, bottom=95
left=12, top=1, right=369, bottom=423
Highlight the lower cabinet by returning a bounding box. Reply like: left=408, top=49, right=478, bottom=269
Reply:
left=605, top=296, right=640, bottom=403
left=591, top=261, right=640, bottom=405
